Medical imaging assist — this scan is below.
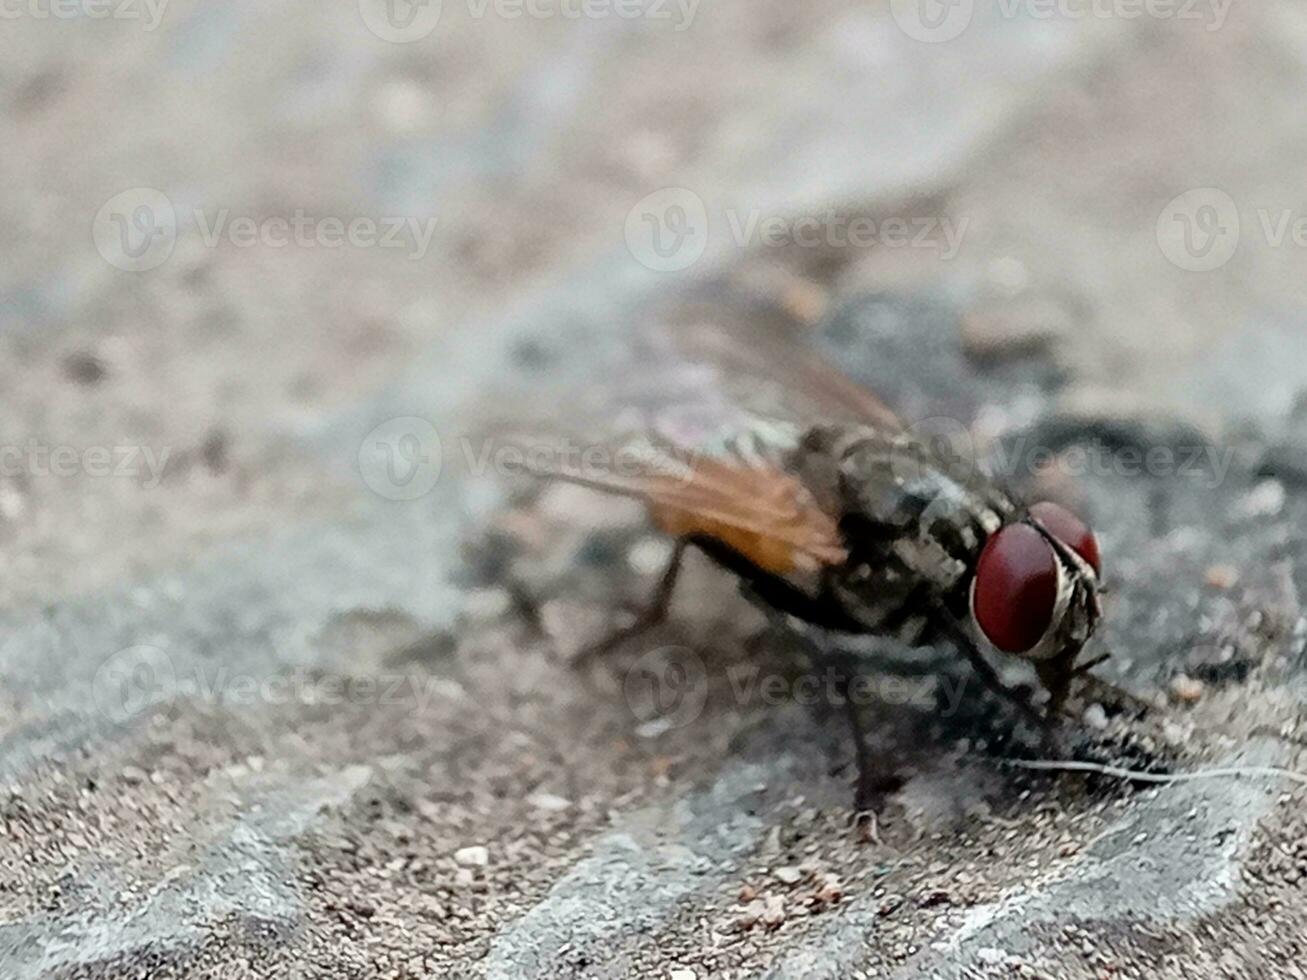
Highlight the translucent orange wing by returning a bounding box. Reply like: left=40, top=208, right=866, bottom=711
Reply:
left=515, top=436, right=846, bottom=575
left=663, top=294, right=903, bottom=434
left=477, top=275, right=903, bottom=572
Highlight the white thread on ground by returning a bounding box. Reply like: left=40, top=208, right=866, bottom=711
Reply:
left=1002, top=758, right=1307, bottom=787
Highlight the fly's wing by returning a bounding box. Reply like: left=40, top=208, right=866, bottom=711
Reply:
left=652, top=293, right=904, bottom=441
left=510, top=291, right=902, bottom=453
left=480, top=283, right=904, bottom=575
left=511, top=431, right=848, bottom=574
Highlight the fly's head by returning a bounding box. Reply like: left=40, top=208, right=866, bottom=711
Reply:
left=969, top=501, right=1103, bottom=713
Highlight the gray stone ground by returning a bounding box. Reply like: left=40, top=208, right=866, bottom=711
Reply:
left=2, top=1, right=1307, bottom=977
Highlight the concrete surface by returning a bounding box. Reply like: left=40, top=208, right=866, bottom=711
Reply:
left=1, top=1, right=1306, bottom=977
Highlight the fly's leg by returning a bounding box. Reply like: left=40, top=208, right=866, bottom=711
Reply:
left=1066, top=656, right=1153, bottom=720
left=574, top=537, right=690, bottom=663
left=830, top=668, right=894, bottom=839
left=929, top=604, right=1050, bottom=730
left=753, top=606, right=900, bottom=820
left=955, top=638, right=1054, bottom=735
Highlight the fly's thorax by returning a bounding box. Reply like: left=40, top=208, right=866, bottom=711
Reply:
left=829, top=429, right=1014, bottom=585
left=794, top=425, right=1016, bottom=639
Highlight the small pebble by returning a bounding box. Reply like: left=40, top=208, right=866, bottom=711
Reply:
left=917, top=889, right=951, bottom=909
left=635, top=718, right=675, bottom=740
left=527, top=792, right=572, bottom=812
left=371, top=78, right=427, bottom=134
left=976, top=947, right=1007, bottom=965
left=463, top=588, right=512, bottom=621
left=1082, top=703, right=1109, bottom=730
left=1205, top=565, right=1240, bottom=590
left=961, top=295, right=1070, bottom=363
left=628, top=536, right=673, bottom=576
left=1235, top=480, right=1285, bottom=520
left=454, top=845, right=489, bottom=867
left=539, top=600, right=611, bottom=662
left=1169, top=674, right=1205, bottom=704
left=777, top=276, right=828, bottom=324
left=62, top=350, right=108, bottom=385
left=813, top=873, right=843, bottom=905
left=736, top=899, right=766, bottom=931
left=773, top=866, right=803, bottom=886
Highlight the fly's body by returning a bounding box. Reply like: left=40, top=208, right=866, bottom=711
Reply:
left=503, top=290, right=1106, bottom=736
left=790, top=422, right=1016, bottom=643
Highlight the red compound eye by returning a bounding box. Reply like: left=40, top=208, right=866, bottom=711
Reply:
left=1028, top=501, right=1100, bottom=575
left=973, top=524, right=1059, bottom=654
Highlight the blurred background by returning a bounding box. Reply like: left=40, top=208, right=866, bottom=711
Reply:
left=2, top=1, right=1307, bottom=977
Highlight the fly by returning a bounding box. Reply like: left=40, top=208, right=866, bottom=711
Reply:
left=495, top=287, right=1110, bottom=809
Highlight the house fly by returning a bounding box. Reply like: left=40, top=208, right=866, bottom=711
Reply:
left=498, top=286, right=1107, bottom=808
